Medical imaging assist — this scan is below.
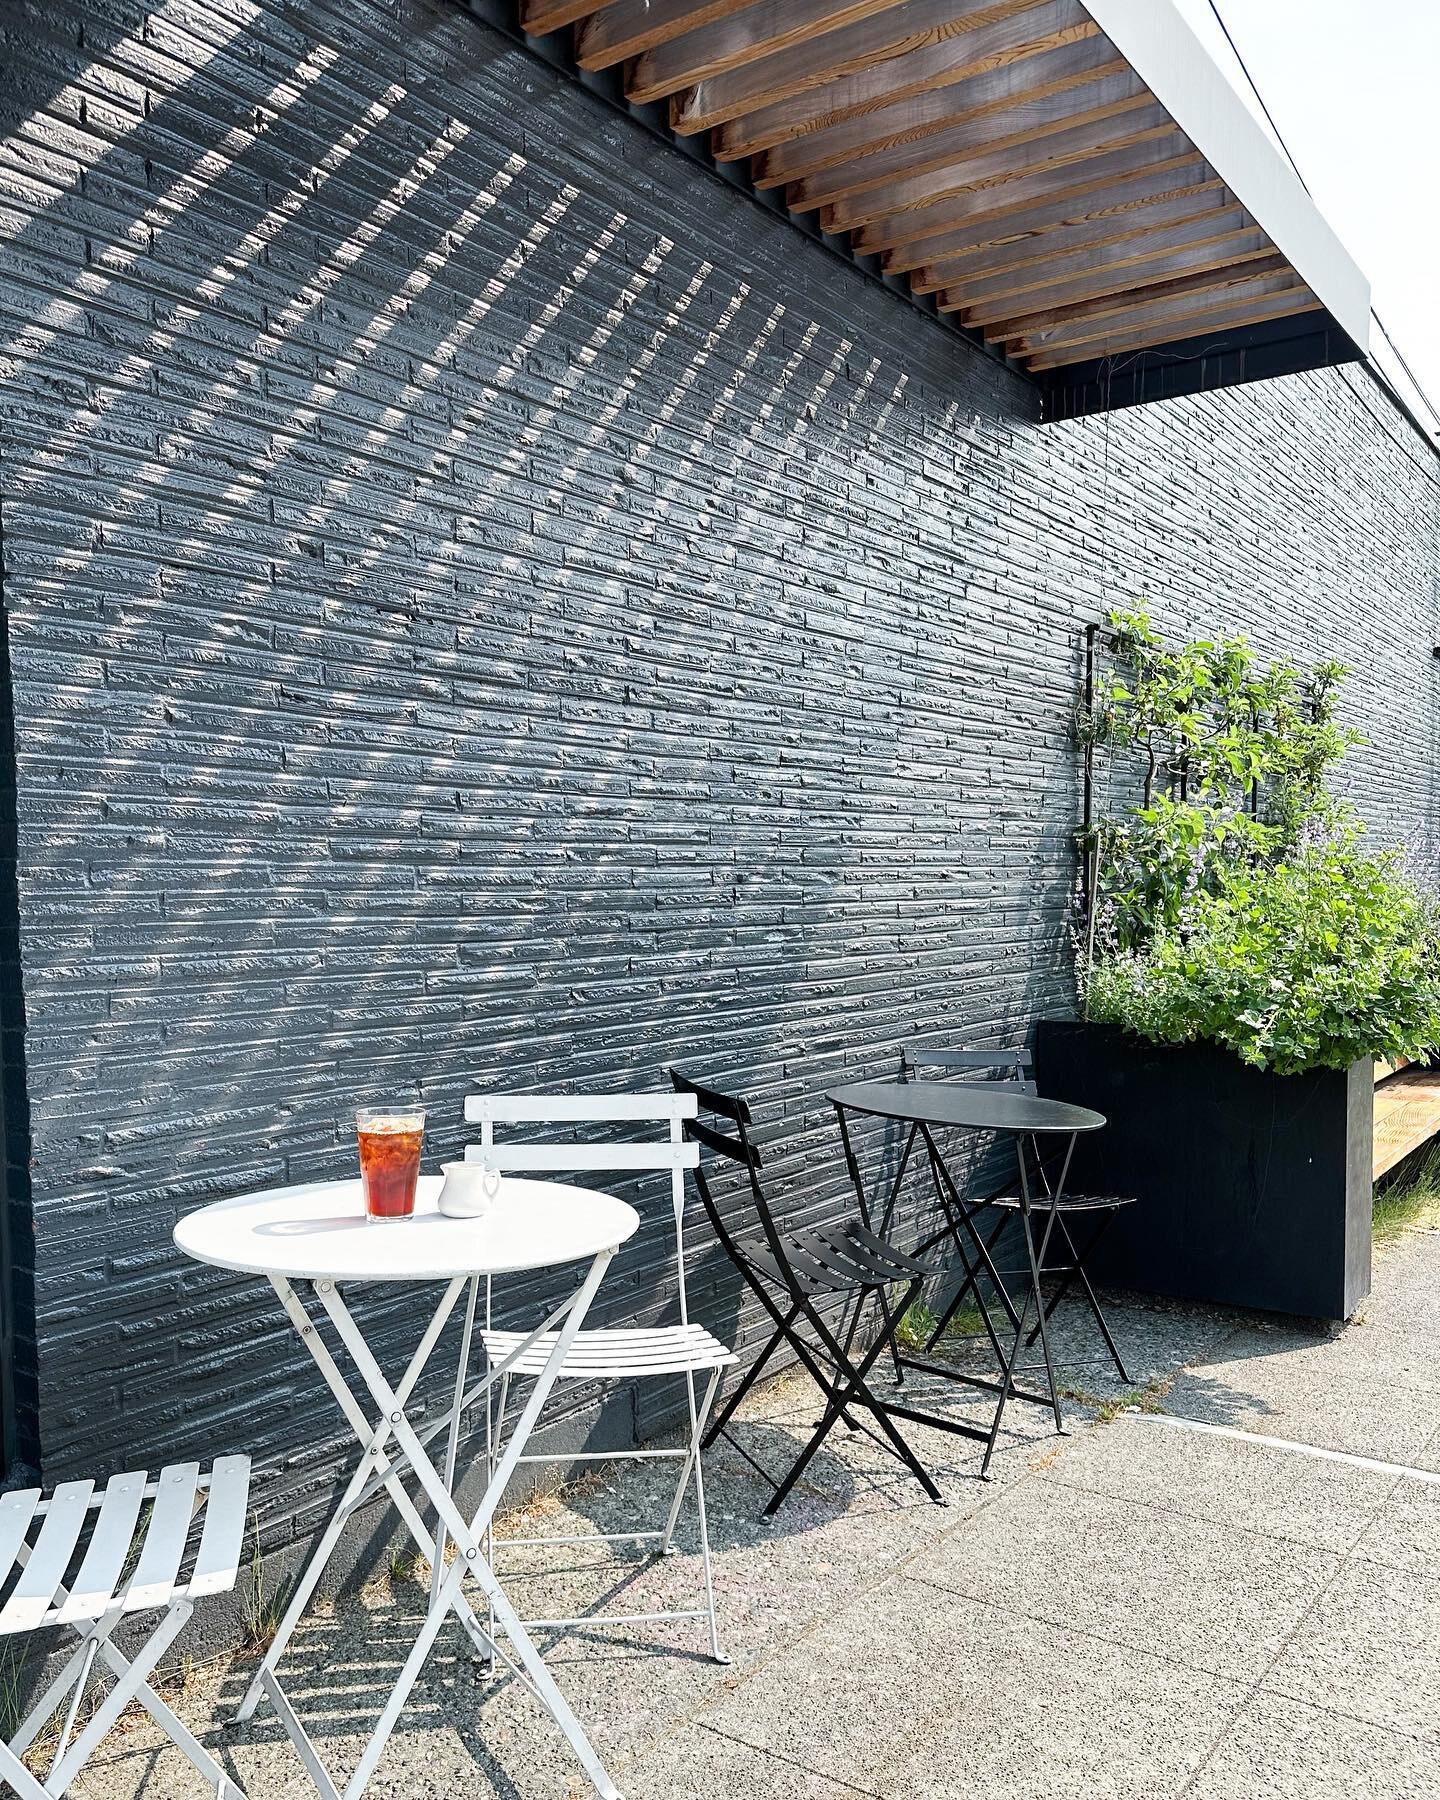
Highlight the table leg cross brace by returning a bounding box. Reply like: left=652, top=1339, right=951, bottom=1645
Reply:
left=249, top=1252, right=622, bottom=1800
left=235, top=1275, right=500, bottom=1726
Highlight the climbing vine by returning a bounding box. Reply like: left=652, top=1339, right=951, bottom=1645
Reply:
left=1077, top=608, right=1440, bottom=1074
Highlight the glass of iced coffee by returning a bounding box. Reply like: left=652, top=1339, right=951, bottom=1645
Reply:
left=355, top=1107, right=425, bottom=1220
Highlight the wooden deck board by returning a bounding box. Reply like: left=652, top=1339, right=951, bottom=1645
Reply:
left=1372, top=1067, right=1440, bottom=1180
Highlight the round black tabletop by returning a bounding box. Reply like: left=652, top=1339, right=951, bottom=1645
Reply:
left=829, top=1079, right=1106, bottom=1135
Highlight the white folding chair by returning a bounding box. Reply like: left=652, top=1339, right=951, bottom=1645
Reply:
left=459, top=1091, right=735, bottom=1663
left=0, top=1456, right=251, bottom=1798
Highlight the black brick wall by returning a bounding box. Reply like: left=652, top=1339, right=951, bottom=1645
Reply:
left=1, top=0, right=1437, bottom=1542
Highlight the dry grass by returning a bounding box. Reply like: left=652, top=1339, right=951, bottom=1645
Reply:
left=1374, top=1144, right=1440, bottom=1247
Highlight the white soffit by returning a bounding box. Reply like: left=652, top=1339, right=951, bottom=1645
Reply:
left=1081, top=0, right=1371, bottom=350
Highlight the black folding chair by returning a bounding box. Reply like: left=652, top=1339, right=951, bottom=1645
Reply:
left=668, top=1069, right=983, bottom=1516
left=901, top=1045, right=1136, bottom=1383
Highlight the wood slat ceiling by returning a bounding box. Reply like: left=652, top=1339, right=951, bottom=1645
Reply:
left=520, top=0, right=1323, bottom=372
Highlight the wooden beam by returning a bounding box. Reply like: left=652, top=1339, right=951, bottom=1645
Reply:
left=751, top=37, right=1126, bottom=187
left=1372, top=1068, right=1440, bottom=1179
left=786, top=73, right=1151, bottom=212
left=818, top=99, right=1170, bottom=233
left=1008, top=264, right=1301, bottom=355
left=703, top=0, right=1097, bottom=151
left=670, top=0, right=1057, bottom=134
left=908, top=182, right=1233, bottom=290
left=996, top=255, right=1292, bottom=345
left=881, top=163, right=1217, bottom=272
left=853, top=132, right=1191, bottom=254
left=1024, top=291, right=1322, bottom=369
left=627, top=0, right=915, bottom=105
left=937, top=207, right=1251, bottom=308
left=958, top=234, right=1279, bottom=329
left=520, top=0, right=603, bottom=36
left=578, top=0, right=776, bottom=71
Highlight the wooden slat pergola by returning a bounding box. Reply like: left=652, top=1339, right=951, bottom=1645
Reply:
left=511, top=0, right=1371, bottom=408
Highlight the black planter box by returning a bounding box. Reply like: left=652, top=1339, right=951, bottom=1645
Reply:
left=1033, top=1020, right=1372, bottom=1323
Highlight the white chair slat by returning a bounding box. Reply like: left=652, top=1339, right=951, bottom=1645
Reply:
left=0, top=1490, right=42, bottom=1604
left=188, top=1455, right=251, bottom=1598
left=52, top=1470, right=148, bottom=1626
left=465, top=1093, right=697, bottom=1124
left=0, top=1482, right=94, bottom=1634
left=124, top=1463, right=200, bottom=1613
left=480, top=1324, right=737, bottom=1379
left=467, top=1142, right=699, bottom=1172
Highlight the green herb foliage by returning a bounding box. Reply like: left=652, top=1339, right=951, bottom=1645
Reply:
left=1079, top=610, right=1440, bottom=1074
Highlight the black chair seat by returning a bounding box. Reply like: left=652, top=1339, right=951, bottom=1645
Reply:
left=751, top=1223, right=935, bottom=1296
left=984, top=1191, right=1138, bottom=1214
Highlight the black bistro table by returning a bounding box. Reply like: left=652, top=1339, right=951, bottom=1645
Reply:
left=829, top=1080, right=1109, bottom=1474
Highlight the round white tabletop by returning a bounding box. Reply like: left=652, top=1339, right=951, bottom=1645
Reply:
left=174, top=1175, right=639, bottom=1283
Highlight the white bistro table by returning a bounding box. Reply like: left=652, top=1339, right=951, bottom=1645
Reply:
left=174, top=1172, right=639, bottom=1800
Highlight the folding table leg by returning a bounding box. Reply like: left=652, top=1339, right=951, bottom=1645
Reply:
left=236, top=1275, right=494, bottom=1725
left=919, top=1126, right=1021, bottom=1344
left=433, top=1274, right=481, bottom=1609
left=978, top=1268, right=1034, bottom=1479
left=924, top=1209, right=1010, bottom=1354
left=311, top=1253, right=622, bottom=1800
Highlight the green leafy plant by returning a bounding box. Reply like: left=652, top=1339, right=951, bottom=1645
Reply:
left=1079, top=610, right=1440, bottom=1074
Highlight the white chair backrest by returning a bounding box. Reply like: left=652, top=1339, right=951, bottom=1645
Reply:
left=462, top=1092, right=701, bottom=1320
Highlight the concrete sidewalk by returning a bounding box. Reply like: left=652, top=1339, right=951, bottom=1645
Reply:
left=70, top=1226, right=1440, bottom=1800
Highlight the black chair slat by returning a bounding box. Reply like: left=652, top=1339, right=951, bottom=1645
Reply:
left=668, top=1067, right=752, bottom=1125
left=902, top=1046, right=1033, bottom=1073
left=802, top=1225, right=931, bottom=1284
left=987, top=1192, right=1138, bottom=1213
left=782, top=1242, right=855, bottom=1291
left=683, top=1115, right=761, bottom=1169
left=796, top=1237, right=877, bottom=1288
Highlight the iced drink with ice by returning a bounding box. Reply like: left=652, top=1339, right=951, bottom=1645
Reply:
left=356, top=1107, right=425, bottom=1219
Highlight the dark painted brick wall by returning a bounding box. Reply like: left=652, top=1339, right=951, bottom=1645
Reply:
left=1, top=0, right=1437, bottom=1538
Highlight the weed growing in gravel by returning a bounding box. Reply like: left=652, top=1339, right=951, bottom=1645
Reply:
left=1060, top=1371, right=1174, bottom=1423
left=242, top=1514, right=290, bottom=1653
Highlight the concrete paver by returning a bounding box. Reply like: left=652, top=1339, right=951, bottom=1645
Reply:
left=1164, top=1339, right=1440, bottom=1466
left=55, top=1227, right=1440, bottom=1800
left=698, top=1571, right=1246, bottom=1799
left=1264, top=1556, right=1440, bottom=1745
left=914, top=1472, right=1342, bottom=1683
left=1041, top=1413, right=1403, bottom=1555
left=1185, top=1690, right=1440, bottom=1800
